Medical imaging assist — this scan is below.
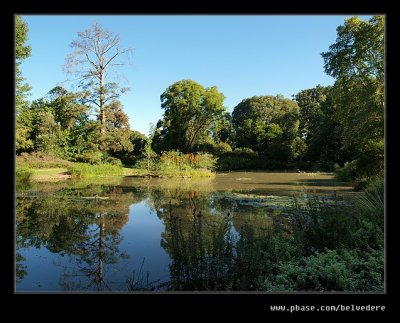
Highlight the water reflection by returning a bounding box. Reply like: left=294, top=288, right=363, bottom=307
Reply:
left=16, top=174, right=354, bottom=291
left=16, top=181, right=144, bottom=291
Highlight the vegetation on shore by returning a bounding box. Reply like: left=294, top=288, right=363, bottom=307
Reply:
left=16, top=16, right=383, bottom=186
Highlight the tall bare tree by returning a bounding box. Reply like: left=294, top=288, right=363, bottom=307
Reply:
left=64, top=23, right=132, bottom=135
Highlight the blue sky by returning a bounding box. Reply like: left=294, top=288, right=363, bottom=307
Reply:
left=19, top=15, right=367, bottom=135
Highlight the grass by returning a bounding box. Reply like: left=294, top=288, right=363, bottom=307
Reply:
left=157, top=168, right=215, bottom=178
left=67, top=163, right=124, bottom=178
left=123, top=166, right=215, bottom=178
left=32, top=168, right=68, bottom=176
left=123, top=167, right=150, bottom=177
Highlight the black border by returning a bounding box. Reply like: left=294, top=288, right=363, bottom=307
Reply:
left=4, top=0, right=395, bottom=318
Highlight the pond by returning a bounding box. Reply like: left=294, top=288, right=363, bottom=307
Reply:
left=16, top=172, right=356, bottom=292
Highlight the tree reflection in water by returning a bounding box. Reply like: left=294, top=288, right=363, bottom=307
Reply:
left=16, top=177, right=289, bottom=291
left=16, top=183, right=143, bottom=291
left=161, top=206, right=236, bottom=291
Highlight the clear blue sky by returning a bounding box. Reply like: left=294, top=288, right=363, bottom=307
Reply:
left=19, top=15, right=368, bottom=136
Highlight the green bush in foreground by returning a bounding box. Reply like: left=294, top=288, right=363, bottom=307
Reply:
left=259, top=248, right=383, bottom=291
left=67, top=163, right=123, bottom=178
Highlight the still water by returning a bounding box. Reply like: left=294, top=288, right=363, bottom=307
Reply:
left=16, top=172, right=355, bottom=292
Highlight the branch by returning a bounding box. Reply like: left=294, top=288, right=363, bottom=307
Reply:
left=85, top=53, right=99, bottom=71
left=187, top=118, right=209, bottom=149
left=104, top=52, right=120, bottom=70
left=104, top=94, right=121, bottom=104
left=85, top=98, right=101, bottom=108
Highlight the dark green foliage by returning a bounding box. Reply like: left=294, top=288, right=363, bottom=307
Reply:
left=16, top=87, right=101, bottom=160
left=152, top=80, right=226, bottom=153
left=77, top=151, right=104, bottom=164
left=99, top=100, right=133, bottom=154
left=322, top=16, right=384, bottom=180
left=294, top=85, right=353, bottom=171
left=16, top=16, right=33, bottom=153
left=15, top=16, right=31, bottom=62
left=335, top=160, right=359, bottom=182
left=232, top=95, right=301, bottom=168
left=114, top=130, right=148, bottom=165
left=104, top=157, right=123, bottom=167
left=260, top=248, right=383, bottom=291
left=217, top=148, right=260, bottom=170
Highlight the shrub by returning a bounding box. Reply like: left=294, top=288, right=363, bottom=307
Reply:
left=334, top=160, right=357, bottom=182
left=104, top=157, right=123, bottom=167
left=77, top=151, right=104, bottom=164
left=213, top=142, right=232, bottom=154
left=16, top=167, right=33, bottom=183
left=192, top=152, right=217, bottom=170
left=67, top=163, right=123, bottom=178
left=16, top=152, right=71, bottom=169
left=134, top=158, right=157, bottom=173
left=155, top=151, right=216, bottom=177
left=217, top=148, right=260, bottom=170
left=356, top=176, right=384, bottom=221
left=351, top=176, right=384, bottom=249
left=334, top=160, right=359, bottom=181
left=259, top=248, right=384, bottom=291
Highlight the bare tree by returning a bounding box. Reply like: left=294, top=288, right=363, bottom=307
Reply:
left=64, top=22, right=132, bottom=135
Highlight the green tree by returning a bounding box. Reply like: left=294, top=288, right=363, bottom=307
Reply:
left=153, top=80, right=226, bottom=153
left=99, top=100, right=133, bottom=155
left=232, top=95, right=301, bottom=167
left=294, top=85, right=326, bottom=142
left=321, top=16, right=384, bottom=177
left=130, top=131, right=148, bottom=155
left=112, top=130, right=148, bottom=165
left=210, top=112, right=234, bottom=149
left=35, top=109, right=63, bottom=154
left=64, top=23, right=133, bottom=141
left=21, top=87, right=98, bottom=160
left=47, top=86, right=89, bottom=130
left=294, top=85, right=354, bottom=170
left=15, top=16, right=33, bottom=153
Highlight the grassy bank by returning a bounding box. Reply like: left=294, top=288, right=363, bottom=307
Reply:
left=67, top=163, right=124, bottom=178
left=16, top=152, right=216, bottom=180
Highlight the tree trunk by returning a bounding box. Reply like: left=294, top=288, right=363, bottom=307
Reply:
left=99, top=69, right=105, bottom=134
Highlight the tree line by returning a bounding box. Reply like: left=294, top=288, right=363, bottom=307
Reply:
left=16, top=16, right=384, bottom=182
